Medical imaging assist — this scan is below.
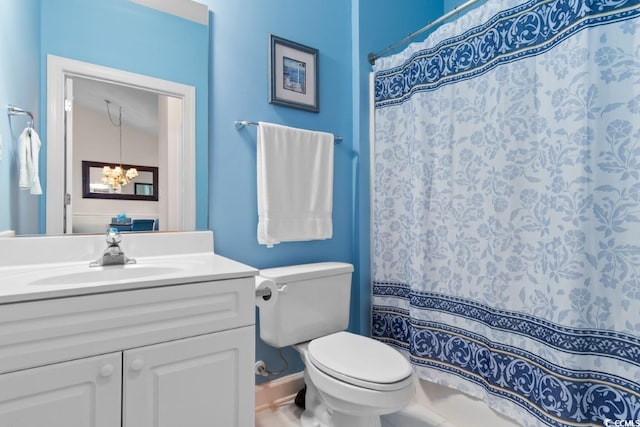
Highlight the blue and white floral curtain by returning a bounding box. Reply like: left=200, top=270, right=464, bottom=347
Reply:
left=372, top=1, right=640, bottom=426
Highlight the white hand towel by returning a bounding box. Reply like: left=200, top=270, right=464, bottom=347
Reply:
left=18, top=128, right=43, bottom=195
left=18, top=128, right=31, bottom=189
left=257, top=122, right=334, bottom=247
left=29, top=128, right=42, bottom=195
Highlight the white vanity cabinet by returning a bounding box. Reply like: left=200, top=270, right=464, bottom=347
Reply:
left=0, top=275, right=256, bottom=427
left=123, top=327, right=254, bottom=427
left=0, top=352, right=122, bottom=427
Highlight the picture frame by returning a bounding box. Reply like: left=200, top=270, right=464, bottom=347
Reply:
left=269, top=34, right=319, bottom=113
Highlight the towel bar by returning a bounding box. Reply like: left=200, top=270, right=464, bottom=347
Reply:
left=8, top=105, right=35, bottom=130
left=7, top=105, right=34, bottom=121
left=234, top=120, right=343, bottom=144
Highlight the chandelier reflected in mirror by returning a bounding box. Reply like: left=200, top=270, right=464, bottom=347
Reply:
left=103, top=99, right=138, bottom=191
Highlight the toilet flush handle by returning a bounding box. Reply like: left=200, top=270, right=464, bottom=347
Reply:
left=278, top=284, right=288, bottom=293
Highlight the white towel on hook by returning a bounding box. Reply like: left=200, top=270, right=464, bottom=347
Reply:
left=257, top=122, right=334, bottom=247
left=18, top=127, right=42, bottom=195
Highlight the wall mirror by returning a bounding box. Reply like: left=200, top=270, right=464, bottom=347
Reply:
left=1, top=0, right=207, bottom=236
left=82, top=161, right=159, bottom=202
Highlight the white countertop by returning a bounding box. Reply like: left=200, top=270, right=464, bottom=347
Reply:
left=0, top=252, right=257, bottom=304
left=0, top=231, right=257, bottom=304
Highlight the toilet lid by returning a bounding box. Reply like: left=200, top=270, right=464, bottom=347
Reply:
left=308, top=331, right=413, bottom=391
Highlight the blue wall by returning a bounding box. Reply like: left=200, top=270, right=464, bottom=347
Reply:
left=40, top=0, right=210, bottom=231
left=206, top=0, right=352, bottom=268
left=204, top=0, right=353, bottom=382
left=0, top=0, right=40, bottom=235
left=203, top=0, right=441, bottom=382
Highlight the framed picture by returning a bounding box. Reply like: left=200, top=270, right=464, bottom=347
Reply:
left=269, top=35, right=319, bottom=113
left=135, top=182, right=154, bottom=196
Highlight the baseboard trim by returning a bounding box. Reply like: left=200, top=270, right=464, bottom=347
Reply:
left=255, top=372, right=305, bottom=412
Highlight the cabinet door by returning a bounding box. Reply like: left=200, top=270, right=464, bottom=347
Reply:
left=123, top=326, right=255, bottom=427
left=0, top=352, right=121, bottom=427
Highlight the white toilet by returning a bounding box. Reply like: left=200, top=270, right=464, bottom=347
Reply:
left=256, top=262, right=415, bottom=427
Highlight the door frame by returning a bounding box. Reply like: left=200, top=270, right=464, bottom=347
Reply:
left=46, top=55, right=196, bottom=235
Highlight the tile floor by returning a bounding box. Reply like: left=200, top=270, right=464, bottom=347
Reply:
left=255, top=400, right=447, bottom=427
left=255, top=401, right=303, bottom=427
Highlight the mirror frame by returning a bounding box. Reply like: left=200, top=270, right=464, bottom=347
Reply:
left=81, top=160, right=159, bottom=201
left=46, top=55, right=196, bottom=234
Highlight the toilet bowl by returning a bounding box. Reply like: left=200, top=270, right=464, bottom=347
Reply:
left=296, top=332, right=414, bottom=427
left=256, top=263, right=415, bottom=427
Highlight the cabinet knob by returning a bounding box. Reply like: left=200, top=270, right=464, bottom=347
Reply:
left=99, top=364, right=115, bottom=377
left=130, top=358, right=145, bottom=372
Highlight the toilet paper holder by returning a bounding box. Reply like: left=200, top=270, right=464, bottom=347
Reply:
left=255, top=284, right=287, bottom=300
left=256, top=288, right=272, bottom=299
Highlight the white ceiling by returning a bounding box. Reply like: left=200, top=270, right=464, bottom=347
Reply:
left=129, top=0, right=208, bottom=25
left=72, top=77, right=159, bottom=136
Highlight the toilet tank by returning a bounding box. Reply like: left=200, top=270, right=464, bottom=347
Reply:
left=256, top=262, right=354, bottom=348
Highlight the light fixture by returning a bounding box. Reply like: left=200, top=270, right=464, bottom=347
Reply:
left=102, top=99, right=138, bottom=191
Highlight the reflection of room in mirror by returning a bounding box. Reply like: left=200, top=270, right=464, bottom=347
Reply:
left=45, top=55, right=195, bottom=235
left=72, top=78, right=167, bottom=234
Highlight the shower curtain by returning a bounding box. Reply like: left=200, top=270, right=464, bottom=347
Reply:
left=371, top=1, right=640, bottom=426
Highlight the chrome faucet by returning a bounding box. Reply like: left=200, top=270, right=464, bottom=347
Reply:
left=90, top=228, right=136, bottom=267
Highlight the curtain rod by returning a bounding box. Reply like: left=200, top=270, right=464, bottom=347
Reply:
left=367, top=0, right=483, bottom=65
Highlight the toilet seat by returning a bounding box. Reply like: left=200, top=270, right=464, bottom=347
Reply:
left=307, top=331, right=413, bottom=392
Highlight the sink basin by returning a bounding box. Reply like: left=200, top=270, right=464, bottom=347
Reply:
left=0, top=232, right=258, bottom=306
left=29, top=264, right=182, bottom=286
